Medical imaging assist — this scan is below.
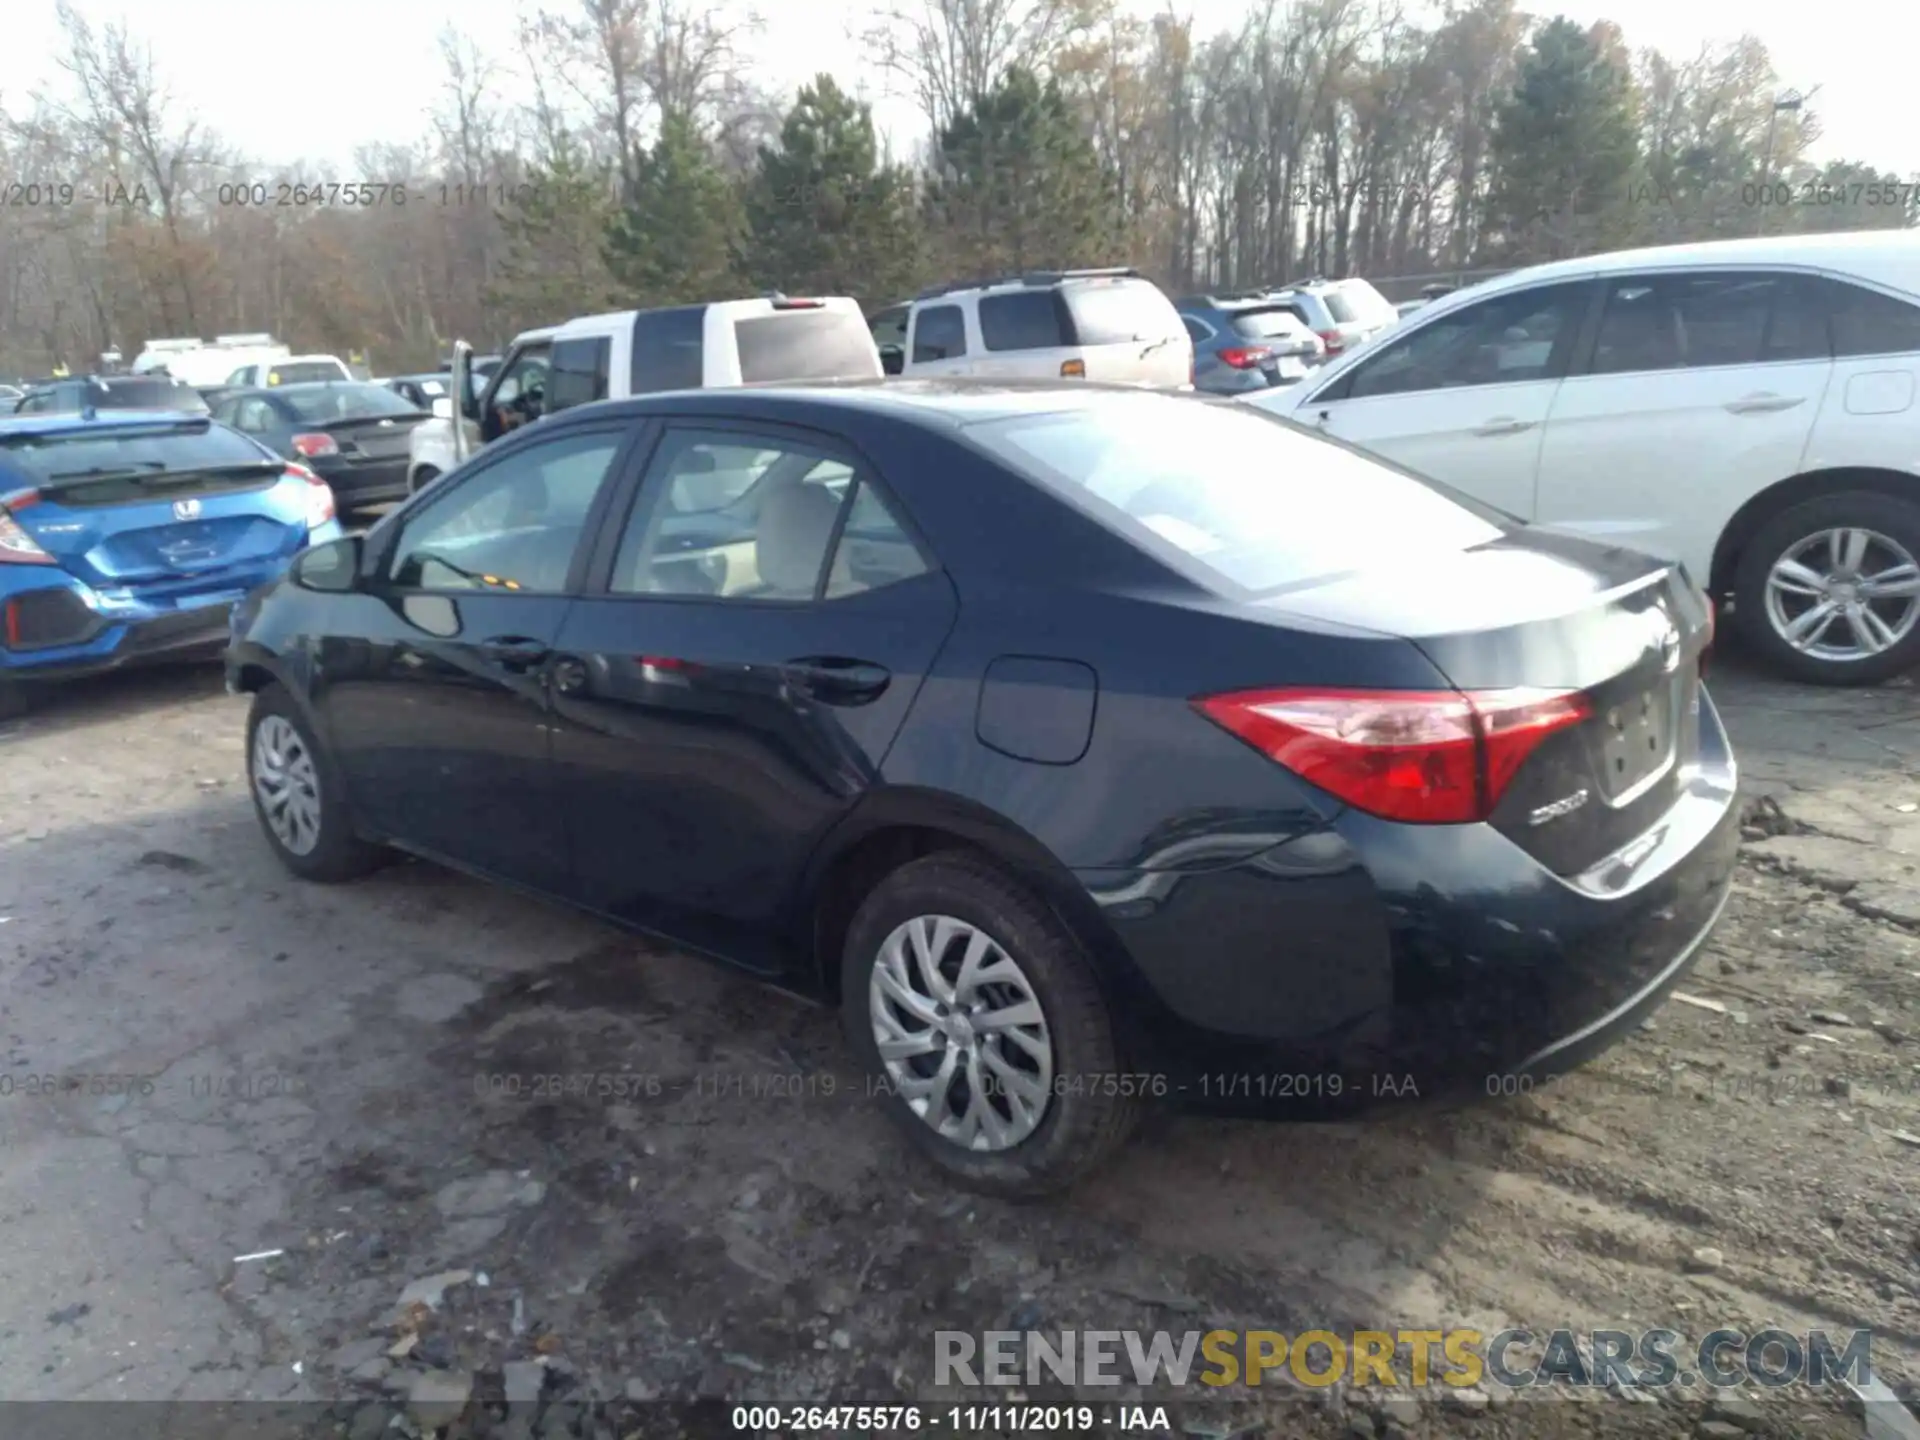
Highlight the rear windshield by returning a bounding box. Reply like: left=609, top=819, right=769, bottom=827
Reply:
left=734, top=310, right=882, bottom=384
left=98, top=380, right=209, bottom=412
left=0, top=422, right=275, bottom=493
left=1062, top=279, right=1184, bottom=347
left=1229, top=307, right=1312, bottom=341
left=276, top=384, right=421, bottom=421
left=969, top=399, right=1505, bottom=595
left=267, top=361, right=347, bottom=385
left=1322, top=282, right=1396, bottom=327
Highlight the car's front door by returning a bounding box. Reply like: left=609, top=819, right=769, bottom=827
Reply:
left=1532, top=269, right=1831, bottom=578
left=546, top=421, right=958, bottom=968
left=315, top=421, right=640, bottom=889
left=1298, top=279, right=1596, bottom=519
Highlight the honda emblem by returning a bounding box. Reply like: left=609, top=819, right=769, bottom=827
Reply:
left=172, top=498, right=201, bottom=520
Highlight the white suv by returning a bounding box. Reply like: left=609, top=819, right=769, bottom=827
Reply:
left=226, top=354, right=353, bottom=387
left=1244, top=230, right=1920, bottom=685
left=408, top=295, right=880, bottom=492
left=1262, top=278, right=1400, bottom=360
left=869, top=269, right=1192, bottom=387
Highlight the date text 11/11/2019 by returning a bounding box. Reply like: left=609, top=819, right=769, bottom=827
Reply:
left=467, top=1070, right=1436, bottom=1104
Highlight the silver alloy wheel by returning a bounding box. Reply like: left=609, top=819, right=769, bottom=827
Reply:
left=251, top=715, right=323, bottom=856
left=1764, top=526, right=1920, bottom=663
left=868, top=914, right=1054, bottom=1152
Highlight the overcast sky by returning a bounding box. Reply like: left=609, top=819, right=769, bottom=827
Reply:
left=5, top=0, right=1912, bottom=177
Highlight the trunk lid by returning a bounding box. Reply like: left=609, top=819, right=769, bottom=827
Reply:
left=313, top=414, right=423, bottom=462
left=1250, top=529, right=1713, bottom=875
left=13, top=466, right=310, bottom=595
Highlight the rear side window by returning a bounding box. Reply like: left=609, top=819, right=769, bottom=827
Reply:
left=734, top=310, right=882, bottom=383
left=1819, top=276, right=1920, bottom=359
left=94, top=379, right=208, bottom=411
left=631, top=306, right=706, bottom=392
left=912, top=305, right=966, bottom=362
left=979, top=291, right=1068, bottom=351
left=1061, top=279, right=1182, bottom=346
left=549, top=335, right=613, bottom=412
left=1591, top=273, right=1785, bottom=374
left=973, top=399, right=1504, bottom=595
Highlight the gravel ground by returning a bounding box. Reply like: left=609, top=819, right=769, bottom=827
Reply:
left=2, top=649, right=1919, bottom=1440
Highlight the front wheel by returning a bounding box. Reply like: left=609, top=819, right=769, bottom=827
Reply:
left=841, top=852, right=1140, bottom=1198
left=246, top=683, right=389, bottom=882
left=1733, top=491, right=1920, bottom=685
left=408, top=466, right=439, bottom=496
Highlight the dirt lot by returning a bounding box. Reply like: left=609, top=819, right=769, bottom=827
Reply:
left=3, top=648, right=1920, bottom=1439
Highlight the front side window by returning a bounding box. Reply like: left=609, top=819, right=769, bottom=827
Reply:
left=486, top=344, right=553, bottom=432
left=611, top=428, right=925, bottom=601
left=911, top=305, right=966, bottom=362
left=971, top=395, right=1506, bottom=595
left=979, top=291, right=1068, bottom=351
left=549, top=336, right=613, bottom=413
left=1342, top=282, right=1591, bottom=399
left=385, top=428, right=625, bottom=593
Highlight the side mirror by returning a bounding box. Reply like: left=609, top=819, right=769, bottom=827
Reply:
left=879, top=344, right=905, bottom=377
left=292, top=536, right=364, bottom=593
left=431, top=396, right=453, bottom=420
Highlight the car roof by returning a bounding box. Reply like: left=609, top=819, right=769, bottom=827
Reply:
left=546, top=377, right=1217, bottom=432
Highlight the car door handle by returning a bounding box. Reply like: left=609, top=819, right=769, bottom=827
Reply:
left=783, top=656, right=891, bottom=705
left=1724, top=392, right=1804, bottom=415
left=1473, top=416, right=1536, bottom=436
left=478, top=635, right=551, bottom=673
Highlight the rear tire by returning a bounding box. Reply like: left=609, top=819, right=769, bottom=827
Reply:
left=408, top=466, right=439, bottom=496
left=1733, top=490, right=1920, bottom=685
left=245, top=682, right=389, bottom=882
left=0, top=679, right=33, bottom=722
left=841, top=851, right=1140, bottom=1198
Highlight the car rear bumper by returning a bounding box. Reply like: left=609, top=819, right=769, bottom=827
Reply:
left=314, top=458, right=409, bottom=507
left=1075, top=686, right=1741, bottom=1117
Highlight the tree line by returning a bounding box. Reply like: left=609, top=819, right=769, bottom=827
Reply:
left=0, top=0, right=1912, bottom=377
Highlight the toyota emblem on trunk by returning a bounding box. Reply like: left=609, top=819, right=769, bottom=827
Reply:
left=172, top=498, right=201, bottom=520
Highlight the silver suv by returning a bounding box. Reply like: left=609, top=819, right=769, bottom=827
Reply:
left=1263, top=278, right=1399, bottom=361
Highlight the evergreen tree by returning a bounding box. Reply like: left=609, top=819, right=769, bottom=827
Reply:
left=603, top=112, right=744, bottom=306
left=486, top=131, right=618, bottom=334
left=924, top=67, right=1123, bottom=280
left=741, top=75, right=922, bottom=307
left=1483, top=18, right=1641, bottom=262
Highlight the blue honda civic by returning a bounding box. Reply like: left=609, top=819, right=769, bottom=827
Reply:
left=0, top=409, right=342, bottom=718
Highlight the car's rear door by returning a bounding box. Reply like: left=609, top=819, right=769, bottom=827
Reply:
left=545, top=419, right=957, bottom=967
left=1532, top=269, right=1830, bottom=581
left=318, top=420, right=642, bottom=889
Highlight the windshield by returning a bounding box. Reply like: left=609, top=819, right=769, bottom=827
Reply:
left=275, top=384, right=423, bottom=422
left=267, top=360, right=348, bottom=385
left=969, top=398, right=1506, bottom=595
left=1229, top=307, right=1312, bottom=342
left=0, top=422, right=271, bottom=482
left=1062, top=279, right=1184, bottom=346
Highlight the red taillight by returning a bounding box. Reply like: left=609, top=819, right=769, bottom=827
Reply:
left=291, top=433, right=338, bottom=458
left=772, top=297, right=825, bottom=309
left=1216, top=346, right=1273, bottom=370
left=286, top=462, right=335, bottom=528
left=0, top=495, right=57, bottom=565
left=1193, top=686, right=1592, bottom=824
left=1318, top=330, right=1344, bottom=353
